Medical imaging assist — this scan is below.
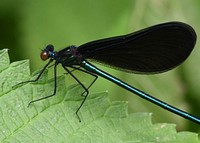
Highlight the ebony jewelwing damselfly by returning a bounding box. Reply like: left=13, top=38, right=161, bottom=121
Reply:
left=14, top=21, right=200, bottom=124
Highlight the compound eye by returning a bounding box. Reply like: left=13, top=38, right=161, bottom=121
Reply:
left=40, top=51, right=49, bottom=61
left=46, top=44, right=54, bottom=52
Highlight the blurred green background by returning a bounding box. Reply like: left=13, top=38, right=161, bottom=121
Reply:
left=1, top=0, right=200, bottom=132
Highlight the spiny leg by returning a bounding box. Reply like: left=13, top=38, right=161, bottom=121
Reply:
left=28, top=62, right=58, bottom=107
left=63, top=68, right=77, bottom=75
left=13, top=59, right=54, bottom=88
left=62, top=65, right=98, bottom=122
left=67, top=65, right=98, bottom=96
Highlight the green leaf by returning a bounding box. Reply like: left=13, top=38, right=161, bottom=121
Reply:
left=0, top=49, right=199, bottom=142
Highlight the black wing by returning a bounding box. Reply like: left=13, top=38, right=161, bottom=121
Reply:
left=77, top=22, right=196, bottom=73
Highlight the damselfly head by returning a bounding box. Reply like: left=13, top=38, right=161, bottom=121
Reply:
left=40, top=44, right=54, bottom=61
